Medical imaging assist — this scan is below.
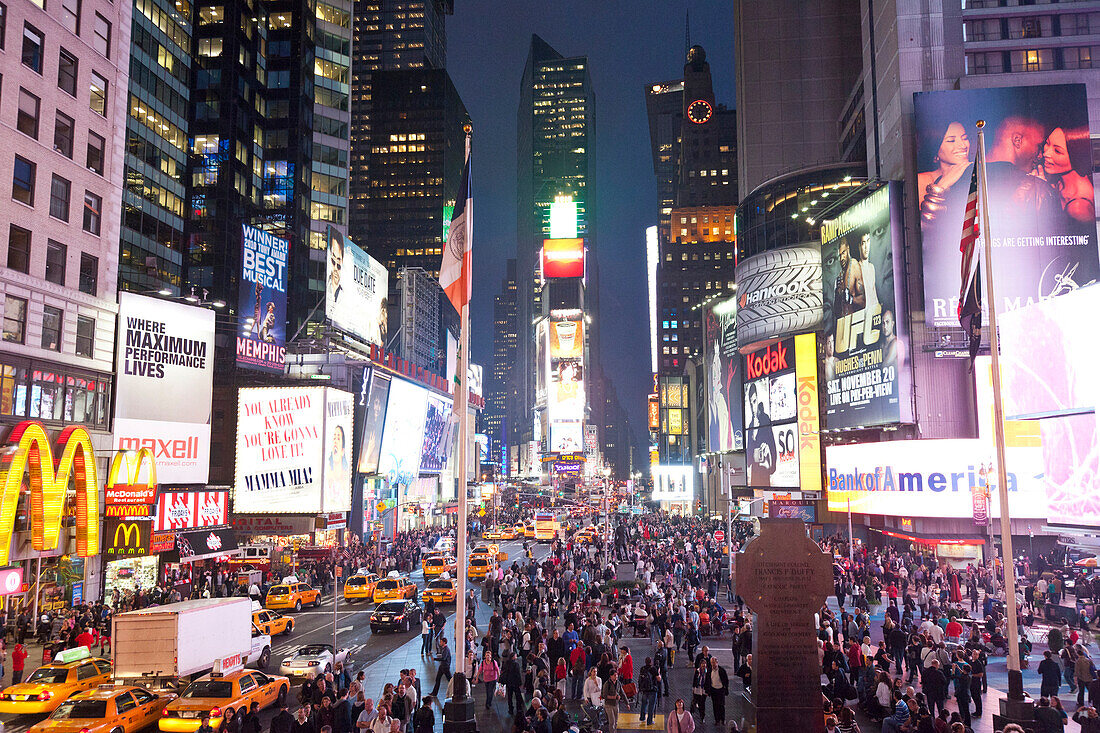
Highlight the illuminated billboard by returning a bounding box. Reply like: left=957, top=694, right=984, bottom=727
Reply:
left=357, top=372, right=390, bottom=475
left=234, top=387, right=353, bottom=513
left=420, top=393, right=454, bottom=474
left=549, top=318, right=584, bottom=359
left=535, top=319, right=549, bottom=405
left=550, top=196, right=579, bottom=239
left=735, top=246, right=823, bottom=353
left=741, top=335, right=820, bottom=490
left=821, top=183, right=912, bottom=429
left=704, top=296, right=743, bottom=452
left=542, top=239, right=585, bottom=280
left=376, top=377, right=428, bottom=486
left=236, top=224, right=288, bottom=373
left=914, top=84, right=1098, bottom=327
left=651, top=465, right=692, bottom=503
left=326, top=228, right=388, bottom=347
left=113, top=293, right=214, bottom=484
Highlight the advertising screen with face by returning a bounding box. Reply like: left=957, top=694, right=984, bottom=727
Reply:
left=704, top=296, right=743, bottom=452
left=914, top=84, right=1098, bottom=328
left=821, top=183, right=913, bottom=429
left=326, top=228, right=389, bottom=347
left=236, top=225, right=288, bottom=373
left=552, top=359, right=585, bottom=419
left=321, top=389, right=354, bottom=512
left=357, top=373, right=390, bottom=475
left=235, top=387, right=349, bottom=513
left=420, top=393, right=454, bottom=474
left=551, top=421, right=584, bottom=453
left=743, top=339, right=800, bottom=488
left=377, top=377, right=429, bottom=486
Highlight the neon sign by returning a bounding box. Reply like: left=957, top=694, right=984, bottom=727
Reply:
left=0, top=421, right=100, bottom=566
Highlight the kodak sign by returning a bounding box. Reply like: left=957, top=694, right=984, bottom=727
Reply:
left=0, top=421, right=100, bottom=566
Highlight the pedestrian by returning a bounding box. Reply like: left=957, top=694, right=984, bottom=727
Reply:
left=421, top=617, right=432, bottom=656
left=428, top=638, right=451, bottom=698
left=412, top=700, right=434, bottom=733
left=690, top=660, right=708, bottom=720
left=478, top=651, right=500, bottom=710
left=292, top=707, right=316, bottom=733
left=703, top=656, right=728, bottom=726
left=11, top=642, right=26, bottom=684
left=502, top=651, right=524, bottom=717
left=665, top=698, right=694, bottom=733
left=602, top=670, right=620, bottom=733
left=1034, top=697, right=1064, bottom=733
left=271, top=703, right=294, bottom=733
left=637, top=657, right=660, bottom=726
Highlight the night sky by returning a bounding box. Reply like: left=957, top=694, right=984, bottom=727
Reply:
left=448, top=1, right=736, bottom=445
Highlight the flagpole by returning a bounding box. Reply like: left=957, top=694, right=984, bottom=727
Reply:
left=975, top=119, right=1022, bottom=697
left=453, top=127, right=472, bottom=677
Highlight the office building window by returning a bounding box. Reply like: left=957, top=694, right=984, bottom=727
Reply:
left=75, top=315, right=94, bottom=357
left=86, top=131, right=104, bottom=174
left=7, top=225, right=30, bottom=273
left=12, top=155, right=35, bottom=206
left=60, top=0, right=80, bottom=33
left=3, top=297, right=26, bottom=344
left=92, top=13, right=110, bottom=57
left=78, top=253, right=97, bottom=295
left=0, top=3, right=6, bottom=50
left=49, top=175, right=70, bottom=221
left=41, top=306, right=62, bottom=351
left=57, top=48, right=77, bottom=96
left=82, top=191, right=101, bottom=235
left=54, top=112, right=74, bottom=157
left=45, top=240, right=66, bottom=284
left=89, top=72, right=107, bottom=115
left=22, top=24, right=43, bottom=73
left=16, top=88, right=38, bottom=138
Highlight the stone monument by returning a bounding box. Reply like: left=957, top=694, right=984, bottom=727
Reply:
left=735, top=518, right=833, bottom=733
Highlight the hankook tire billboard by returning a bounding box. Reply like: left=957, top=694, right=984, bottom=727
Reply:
left=735, top=246, right=823, bottom=353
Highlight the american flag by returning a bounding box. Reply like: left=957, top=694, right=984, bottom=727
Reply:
left=958, top=152, right=982, bottom=367
left=341, top=546, right=353, bottom=563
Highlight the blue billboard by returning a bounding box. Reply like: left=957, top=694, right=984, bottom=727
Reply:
left=236, top=224, right=289, bottom=373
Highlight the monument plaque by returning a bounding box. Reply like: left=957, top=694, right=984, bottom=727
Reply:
left=735, top=518, right=832, bottom=733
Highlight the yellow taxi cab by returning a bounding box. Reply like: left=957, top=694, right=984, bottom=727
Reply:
left=467, top=556, right=495, bottom=580
left=522, top=521, right=536, bottom=539
left=264, top=582, right=321, bottom=612
left=373, top=575, right=417, bottom=603
left=573, top=528, right=599, bottom=544
left=421, top=578, right=458, bottom=604
left=481, top=528, right=507, bottom=541
left=422, top=555, right=456, bottom=579
left=0, top=647, right=111, bottom=714
left=32, top=684, right=176, bottom=733
left=252, top=609, right=294, bottom=636
left=342, top=573, right=379, bottom=603
left=159, top=661, right=289, bottom=733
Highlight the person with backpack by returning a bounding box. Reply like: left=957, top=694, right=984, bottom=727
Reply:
left=654, top=643, right=669, bottom=697
left=637, top=657, right=661, bottom=726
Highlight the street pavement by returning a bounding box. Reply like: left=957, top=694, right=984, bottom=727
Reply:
left=1, top=541, right=1067, bottom=733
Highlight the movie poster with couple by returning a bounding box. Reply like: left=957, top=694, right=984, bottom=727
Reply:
left=914, top=84, right=1098, bottom=328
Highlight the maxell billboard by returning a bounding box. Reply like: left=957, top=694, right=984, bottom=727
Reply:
left=735, top=246, right=823, bottom=353
left=112, top=293, right=214, bottom=484
left=820, top=183, right=913, bottom=429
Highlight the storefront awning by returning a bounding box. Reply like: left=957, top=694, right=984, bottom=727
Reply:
left=873, top=527, right=986, bottom=546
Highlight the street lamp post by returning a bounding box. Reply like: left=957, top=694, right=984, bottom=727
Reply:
left=602, top=467, right=612, bottom=570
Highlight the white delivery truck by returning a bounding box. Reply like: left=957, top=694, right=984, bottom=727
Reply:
left=112, top=597, right=272, bottom=688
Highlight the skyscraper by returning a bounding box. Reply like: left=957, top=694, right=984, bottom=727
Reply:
left=119, top=0, right=191, bottom=293
left=516, top=35, right=597, bottom=461
left=645, top=46, right=738, bottom=466
left=733, top=0, right=864, bottom=199
left=0, top=0, right=131, bottom=441
left=349, top=0, right=453, bottom=252
left=486, top=259, right=518, bottom=464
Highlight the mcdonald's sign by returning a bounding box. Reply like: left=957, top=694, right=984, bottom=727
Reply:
left=105, top=449, right=157, bottom=504
left=0, top=421, right=99, bottom=567
left=103, top=517, right=150, bottom=557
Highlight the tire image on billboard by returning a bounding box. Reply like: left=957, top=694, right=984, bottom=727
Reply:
left=735, top=246, right=823, bottom=352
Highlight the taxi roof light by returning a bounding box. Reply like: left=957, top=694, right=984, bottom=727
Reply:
left=53, top=646, right=93, bottom=664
